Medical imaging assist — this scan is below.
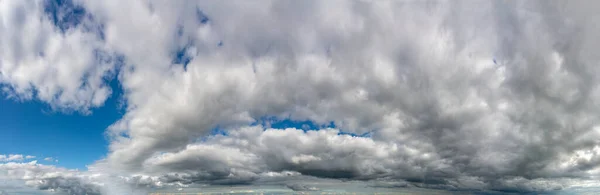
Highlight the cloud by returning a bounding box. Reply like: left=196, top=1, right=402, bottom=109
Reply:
left=128, top=126, right=600, bottom=191
left=43, top=157, right=59, bottom=163
left=25, top=155, right=35, bottom=159
left=0, top=161, right=156, bottom=195
left=3, top=0, right=600, bottom=194
left=0, top=154, right=24, bottom=162
left=285, top=183, right=320, bottom=191
left=92, top=1, right=600, bottom=191
left=0, top=161, right=101, bottom=194
left=0, top=0, right=118, bottom=114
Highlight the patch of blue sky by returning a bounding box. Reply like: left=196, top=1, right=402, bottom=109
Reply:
left=172, top=44, right=194, bottom=71
left=0, top=78, right=124, bottom=170
left=258, top=117, right=372, bottom=137
left=205, top=116, right=372, bottom=138
left=44, top=0, right=86, bottom=32
left=44, top=0, right=105, bottom=40
left=196, top=8, right=210, bottom=24
left=261, top=117, right=335, bottom=131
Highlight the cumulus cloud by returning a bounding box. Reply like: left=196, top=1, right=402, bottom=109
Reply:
left=285, top=183, right=319, bottom=191
left=0, top=0, right=118, bottom=113
left=25, top=155, right=36, bottom=159
left=0, top=154, right=24, bottom=162
left=131, top=126, right=399, bottom=186
left=0, top=161, right=100, bottom=194
left=3, top=0, right=600, bottom=194
left=0, top=161, right=160, bottom=195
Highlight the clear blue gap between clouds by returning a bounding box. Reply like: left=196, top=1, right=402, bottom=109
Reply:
left=44, top=0, right=105, bottom=41
left=0, top=78, right=124, bottom=170
left=209, top=117, right=372, bottom=138
left=44, top=0, right=85, bottom=33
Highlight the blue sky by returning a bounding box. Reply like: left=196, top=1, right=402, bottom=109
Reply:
left=0, top=81, right=124, bottom=170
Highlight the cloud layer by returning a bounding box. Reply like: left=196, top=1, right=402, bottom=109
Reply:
left=3, top=0, right=600, bottom=194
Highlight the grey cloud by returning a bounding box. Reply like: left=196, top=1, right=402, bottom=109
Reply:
left=155, top=171, right=257, bottom=186
left=136, top=123, right=600, bottom=192
left=368, top=180, right=409, bottom=189
left=0, top=161, right=100, bottom=195
left=285, top=183, right=319, bottom=191
left=93, top=0, right=600, bottom=192
left=3, top=0, right=600, bottom=194
left=0, top=161, right=160, bottom=195
left=143, top=127, right=402, bottom=180
left=126, top=127, right=529, bottom=192
left=35, top=177, right=101, bottom=195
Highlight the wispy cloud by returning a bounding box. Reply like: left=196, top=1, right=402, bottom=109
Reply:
left=0, top=154, right=24, bottom=162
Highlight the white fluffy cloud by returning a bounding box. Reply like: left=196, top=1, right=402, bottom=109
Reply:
left=3, top=0, right=600, bottom=194
left=0, top=0, right=117, bottom=113
left=0, top=154, right=24, bottom=162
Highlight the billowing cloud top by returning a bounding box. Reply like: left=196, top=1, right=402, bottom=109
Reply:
left=2, top=0, right=600, bottom=194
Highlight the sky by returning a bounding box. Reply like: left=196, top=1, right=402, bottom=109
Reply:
left=0, top=79, right=123, bottom=170
left=3, top=0, right=600, bottom=194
